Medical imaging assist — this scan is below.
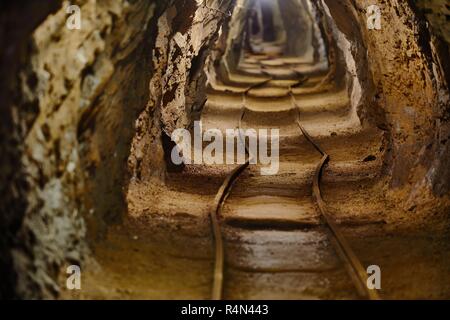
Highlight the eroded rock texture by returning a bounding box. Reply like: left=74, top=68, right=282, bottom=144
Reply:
left=1, top=0, right=234, bottom=299
left=128, top=0, right=233, bottom=181
left=0, top=0, right=63, bottom=300
left=13, top=1, right=163, bottom=297
left=7, top=0, right=164, bottom=299
left=322, top=0, right=450, bottom=214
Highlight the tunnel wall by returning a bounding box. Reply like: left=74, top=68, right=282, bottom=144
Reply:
left=323, top=0, right=450, bottom=214
left=0, top=0, right=233, bottom=299
left=212, top=0, right=249, bottom=78
left=129, top=0, right=234, bottom=182
left=278, top=0, right=314, bottom=59
left=0, top=0, right=63, bottom=300
left=1, top=0, right=167, bottom=299
left=320, top=2, right=362, bottom=129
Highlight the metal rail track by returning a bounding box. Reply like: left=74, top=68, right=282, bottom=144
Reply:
left=210, top=105, right=250, bottom=300
left=210, top=81, right=268, bottom=300
left=208, top=75, right=380, bottom=300
left=289, top=90, right=381, bottom=300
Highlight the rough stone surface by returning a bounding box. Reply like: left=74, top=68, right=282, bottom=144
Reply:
left=128, top=0, right=234, bottom=182
left=2, top=0, right=163, bottom=299
left=0, top=0, right=63, bottom=300
left=323, top=0, right=450, bottom=214
left=0, top=0, right=234, bottom=299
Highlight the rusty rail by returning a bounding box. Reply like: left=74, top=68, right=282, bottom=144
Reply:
left=210, top=80, right=269, bottom=300
left=289, top=90, right=381, bottom=300
left=209, top=70, right=379, bottom=300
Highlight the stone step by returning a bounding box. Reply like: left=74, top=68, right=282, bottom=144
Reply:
left=205, top=87, right=349, bottom=115
left=222, top=195, right=320, bottom=228
left=223, top=228, right=338, bottom=271
left=224, top=268, right=358, bottom=300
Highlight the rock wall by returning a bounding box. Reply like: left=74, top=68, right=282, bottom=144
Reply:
left=278, top=0, right=314, bottom=58
left=323, top=0, right=450, bottom=214
left=0, top=0, right=168, bottom=299
left=0, top=0, right=236, bottom=298
left=416, top=0, right=450, bottom=45
left=0, top=0, right=234, bottom=299
left=128, top=0, right=233, bottom=182
left=0, top=0, right=63, bottom=300
left=1, top=0, right=449, bottom=300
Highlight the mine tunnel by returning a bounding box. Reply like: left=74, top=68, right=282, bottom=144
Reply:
left=1, top=0, right=450, bottom=300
